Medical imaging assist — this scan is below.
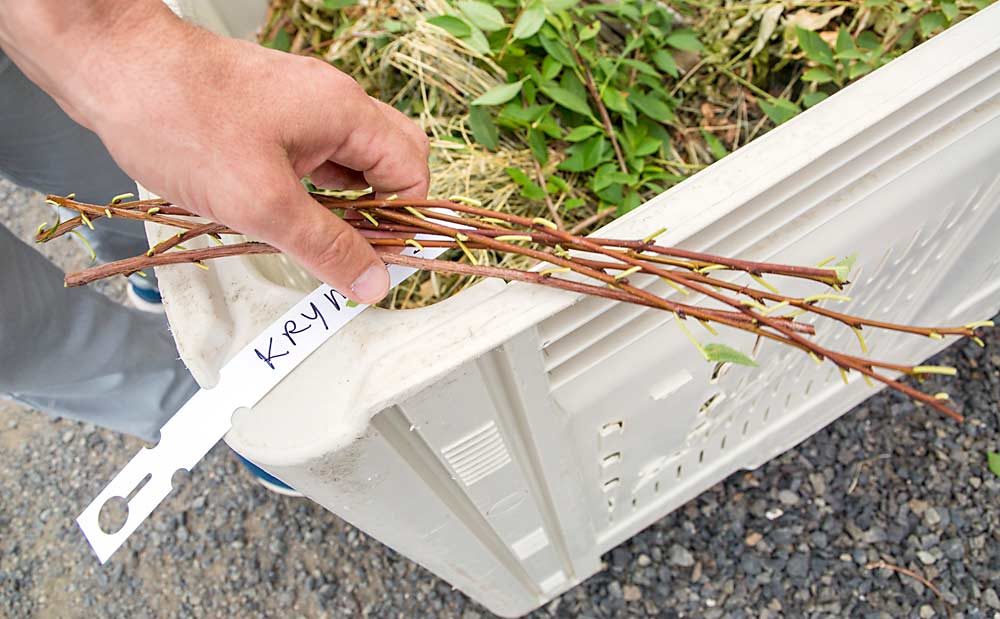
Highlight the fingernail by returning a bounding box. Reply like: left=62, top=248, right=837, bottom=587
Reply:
left=351, top=264, right=389, bottom=304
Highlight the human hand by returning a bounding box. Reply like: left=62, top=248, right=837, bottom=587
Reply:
left=0, top=1, right=429, bottom=303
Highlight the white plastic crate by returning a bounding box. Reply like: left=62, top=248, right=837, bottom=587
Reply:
left=148, top=6, right=1000, bottom=616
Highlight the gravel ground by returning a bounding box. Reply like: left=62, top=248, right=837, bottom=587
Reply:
left=1, top=178, right=999, bottom=618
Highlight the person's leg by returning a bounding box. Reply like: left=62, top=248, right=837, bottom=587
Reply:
left=0, top=51, right=196, bottom=440
left=0, top=50, right=149, bottom=265
left=0, top=224, right=196, bottom=441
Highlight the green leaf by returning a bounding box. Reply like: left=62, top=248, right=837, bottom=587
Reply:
left=324, top=0, right=358, bottom=7
left=940, top=1, right=959, bottom=21
left=264, top=29, right=291, bottom=52
left=558, top=136, right=606, bottom=172
left=802, top=91, right=829, bottom=108
left=528, top=128, right=549, bottom=164
left=544, top=0, right=580, bottom=10
left=988, top=451, right=1000, bottom=479
left=579, top=20, right=601, bottom=41
left=833, top=254, right=857, bottom=283
left=601, top=88, right=635, bottom=124
left=563, top=197, right=586, bottom=210
left=462, top=27, right=491, bottom=54
left=835, top=27, right=856, bottom=55
left=457, top=1, right=506, bottom=31
left=700, top=129, right=729, bottom=161
left=918, top=11, right=946, bottom=37
left=848, top=62, right=874, bottom=80
left=632, top=135, right=662, bottom=157
left=539, top=83, right=593, bottom=116
left=592, top=163, right=635, bottom=192
left=651, top=50, right=679, bottom=78
left=665, top=28, right=704, bottom=52
left=630, top=91, right=674, bottom=123
left=471, top=80, right=524, bottom=106
left=802, top=67, right=835, bottom=84
left=539, top=33, right=575, bottom=66
left=759, top=97, right=801, bottom=125
left=617, top=191, right=642, bottom=216
left=857, top=30, right=882, bottom=50
left=796, top=27, right=835, bottom=68
left=513, top=1, right=547, bottom=39
left=704, top=343, right=757, bottom=367
left=564, top=125, right=602, bottom=141
left=620, top=58, right=659, bottom=77
left=468, top=106, right=499, bottom=150
left=505, top=167, right=546, bottom=200
left=541, top=56, right=562, bottom=81
left=427, top=15, right=472, bottom=38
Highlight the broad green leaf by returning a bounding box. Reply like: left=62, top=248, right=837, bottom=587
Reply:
left=918, top=11, right=946, bottom=37
left=468, top=106, right=499, bottom=150
left=651, top=50, right=679, bottom=78
left=546, top=175, right=569, bottom=193
left=505, top=166, right=531, bottom=185
left=665, top=29, right=704, bottom=52
left=564, top=125, right=602, bottom=141
left=601, top=88, right=635, bottom=124
left=541, top=56, right=562, bottom=81
left=857, top=31, right=882, bottom=50
left=579, top=20, right=601, bottom=41
left=630, top=91, right=674, bottom=123
left=620, top=58, right=659, bottom=77
left=848, top=62, right=874, bottom=80
left=941, top=1, right=959, bottom=21
left=528, top=128, right=549, bottom=164
left=324, top=0, right=358, bottom=7
left=618, top=191, right=642, bottom=216
left=802, top=67, right=835, bottom=84
left=563, top=197, right=586, bottom=210
left=513, top=1, right=547, bottom=39
left=759, top=97, right=800, bottom=125
left=632, top=135, right=662, bottom=157
left=700, top=129, right=729, bottom=160
left=835, top=27, right=856, bottom=55
left=796, top=27, right=835, bottom=68
left=457, top=1, right=506, bottom=31
left=592, top=163, right=636, bottom=192
left=539, top=83, right=593, bottom=116
left=539, top=34, right=575, bottom=66
left=802, top=91, right=829, bottom=108
left=471, top=80, right=524, bottom=106
left=558, top=136, right=606, bottom=172
left=462, top=27, right=491, bottom=54
left=427, top=15, right=472, bottom=38
left=264, top=29, right=291, bottom=51
left=505, top=167, right=546, bottom=200
left=988, top=451, right=1000, bottom=479
left=544, top=0, right=580, bottom=10
left=704, top=343, right=757, bottom=367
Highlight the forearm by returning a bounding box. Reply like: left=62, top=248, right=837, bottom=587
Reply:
left=0, top=0, right=187, bottom=128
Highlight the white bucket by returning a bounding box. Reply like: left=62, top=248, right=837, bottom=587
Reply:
left=147, top=5, right=1000, bottom=616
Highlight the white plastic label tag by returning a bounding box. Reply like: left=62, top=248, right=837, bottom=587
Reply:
left=77, top=235, right=450, bottom=562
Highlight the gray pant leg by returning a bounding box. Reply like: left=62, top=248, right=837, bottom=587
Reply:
left=0, top=52, right=196, bottom=440
left=0, top=225, right=197, bottom=441
left=0, top=50, right=150, bottom=267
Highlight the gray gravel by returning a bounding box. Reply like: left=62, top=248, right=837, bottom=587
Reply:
left=2, top=179, right=999, bottom=618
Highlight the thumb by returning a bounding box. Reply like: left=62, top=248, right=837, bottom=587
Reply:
left=240, top=172, right=389, bottom=304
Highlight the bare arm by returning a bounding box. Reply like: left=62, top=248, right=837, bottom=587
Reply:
left=0, top=1, right=430, bottom=302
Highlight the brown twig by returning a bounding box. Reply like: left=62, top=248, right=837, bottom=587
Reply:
left=42, top=193, right=987, bottom=423
left=865, top=560, right=946, bottom=606
left=572, top=47, right=629, bottom=174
